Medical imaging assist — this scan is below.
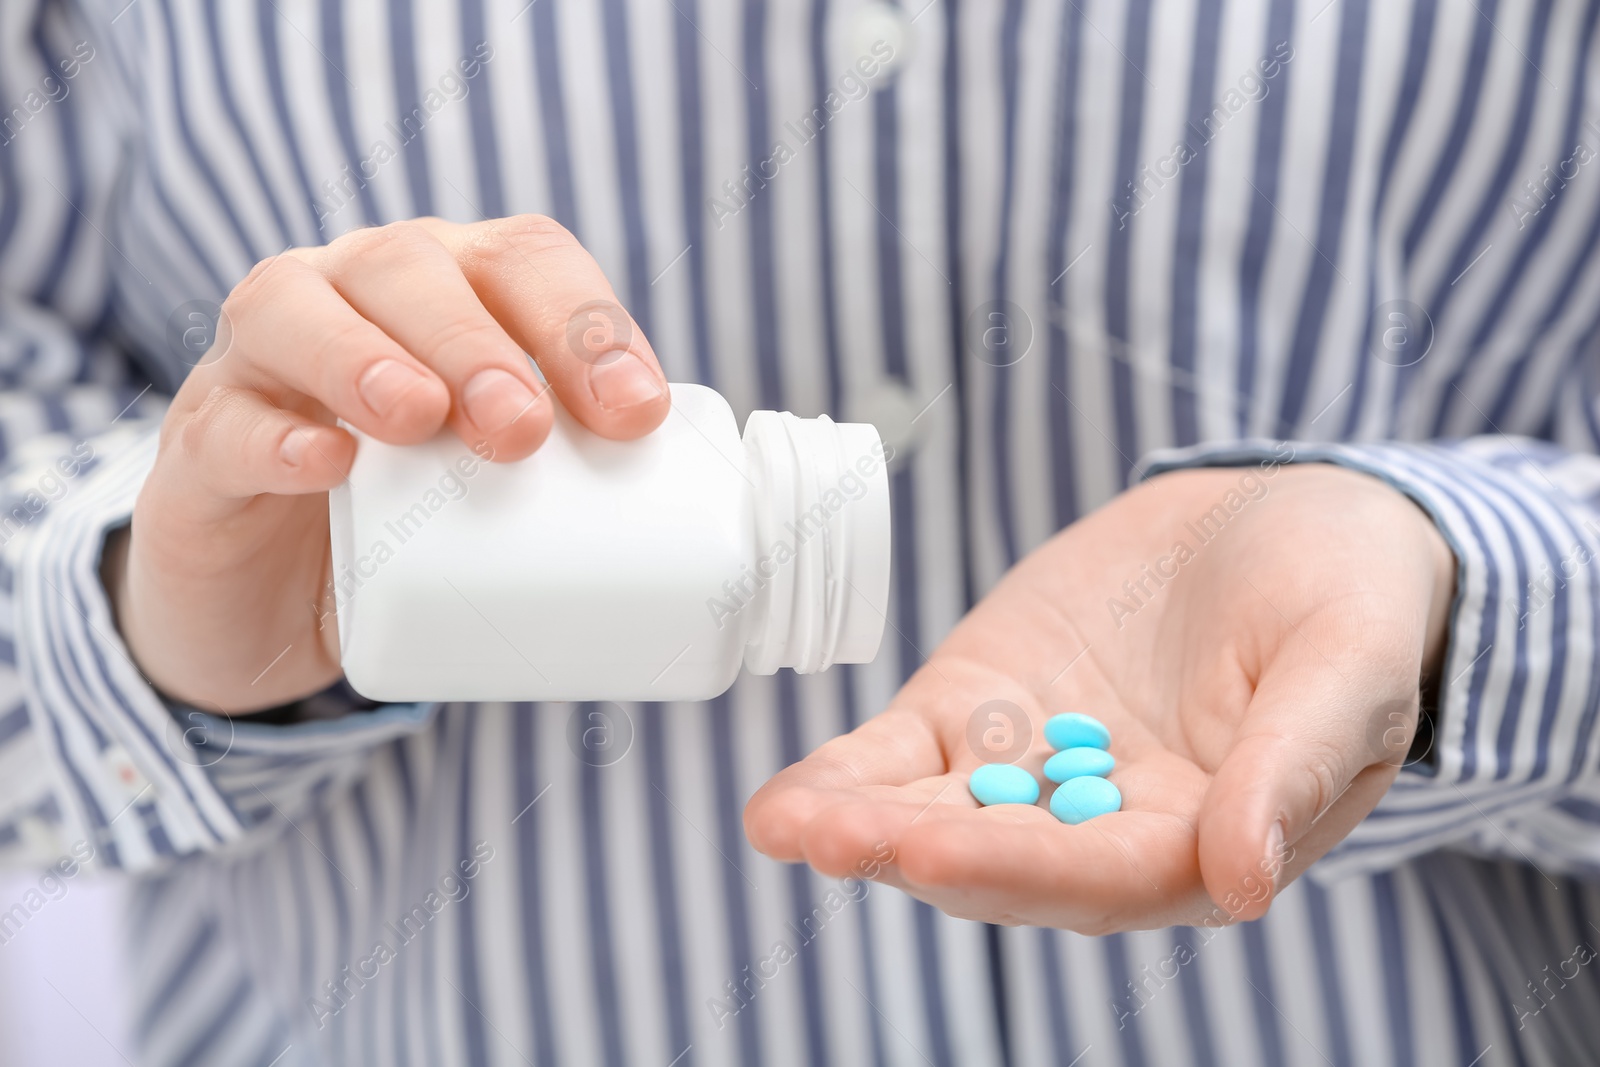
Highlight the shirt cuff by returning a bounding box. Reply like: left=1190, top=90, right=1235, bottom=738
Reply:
left=11, top=425, right=437, bottom=872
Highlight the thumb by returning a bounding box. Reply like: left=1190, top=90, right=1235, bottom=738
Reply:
left=1196, top=645, right=1418, bottom=923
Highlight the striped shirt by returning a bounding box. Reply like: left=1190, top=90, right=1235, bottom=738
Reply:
left=3, top=0, right=1600, bottom=1063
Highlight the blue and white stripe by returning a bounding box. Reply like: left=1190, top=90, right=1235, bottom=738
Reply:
left=2, top=0, right=1600, bottom=1063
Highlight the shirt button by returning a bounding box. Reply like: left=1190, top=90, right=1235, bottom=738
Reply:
left=846, top=2, right=914, bottom=84
left=848, top=379, right=931, bottom=461
left=102, top=744, right=150, bottom=804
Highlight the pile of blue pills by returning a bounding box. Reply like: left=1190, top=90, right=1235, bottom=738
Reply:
left=967, top=713, right=1122, bottom=824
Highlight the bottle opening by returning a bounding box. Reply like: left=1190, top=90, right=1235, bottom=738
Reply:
left=741, top=410, right=892, bottom=675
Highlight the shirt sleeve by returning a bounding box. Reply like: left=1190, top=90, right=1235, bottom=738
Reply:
left=0, top=1, right=439, bottom=876
left=1140, top=408, right=1600, bottom=882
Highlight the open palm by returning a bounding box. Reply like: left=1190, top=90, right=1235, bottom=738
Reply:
left=746, top=459, right=1454, bottom=932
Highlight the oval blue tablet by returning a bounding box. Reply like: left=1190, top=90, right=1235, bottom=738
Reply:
left=1043, top=746, right=1116, bottom=783
left=967, top=763, right=1041, bottom=807
left=1049, top=776, right=1121, bottom=824
left=1043, top=713, right=1111, bottom=751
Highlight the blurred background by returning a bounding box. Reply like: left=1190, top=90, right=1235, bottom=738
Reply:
left=0, top=872, right=129, bottom=1065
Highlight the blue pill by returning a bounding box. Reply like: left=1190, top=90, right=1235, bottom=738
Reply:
left=1043, top=746, right=1116, bottom=783
left=968, top=763, right=1041, bottom=807
left=1043, top=713, right=1111, bottom=751
left=1049, top=776, right=1122, bottom=824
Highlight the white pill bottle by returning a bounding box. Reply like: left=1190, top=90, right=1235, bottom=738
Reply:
left=328, top=383, right=892, bottom=703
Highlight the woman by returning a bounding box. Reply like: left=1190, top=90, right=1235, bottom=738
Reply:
left=2, top=0, right=1597, bottom=1063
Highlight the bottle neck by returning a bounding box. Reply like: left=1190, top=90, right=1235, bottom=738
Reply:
left=740, top=410, right=891, bottom=675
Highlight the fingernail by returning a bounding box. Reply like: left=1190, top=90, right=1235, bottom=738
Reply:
left=280, top=427, right=311, bottom=467
left=588, top=350, right=666, bottom=412
left=463, top=368, right=539, bottom=434
left=358, top=359, right=428, bottom=416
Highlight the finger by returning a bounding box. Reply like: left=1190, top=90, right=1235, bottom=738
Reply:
left=1196, top=636, right=1416, bottom=921
left=800, top=796, right=1207, bottom=931
left=795, top=739, right=1210, bottom=924
left=221, top=252, right=451, bottom=443
left=746, top=654, right=1065, bottom=863
left=418, top=215, right=670, bottom=438
left=744, top=708, right=946, bottom=863
left=900, top=810, right=1209, bottom=931
left=783, top=774, right=970, bottom=876
left=745, top=660, right=976, bottom=863
left=165, top=385, right=355, bottom=505
left=317, top=222, right=554, bottom=460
